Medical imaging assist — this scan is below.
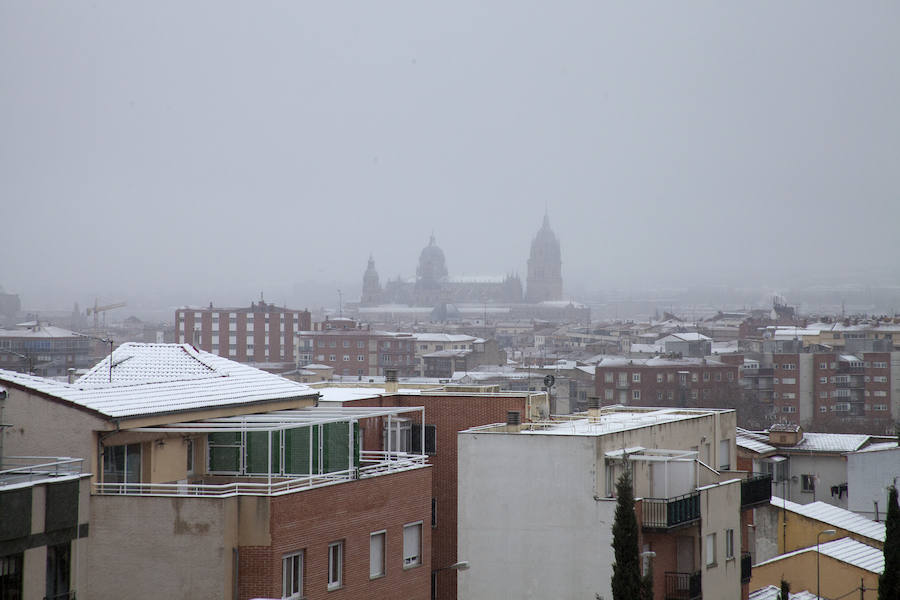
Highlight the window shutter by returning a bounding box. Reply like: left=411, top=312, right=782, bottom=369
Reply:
left=403, top=524, right=421, bottom=565
left=370, top=533, right=385, bottom=578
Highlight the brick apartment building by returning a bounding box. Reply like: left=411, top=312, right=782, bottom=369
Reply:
left=595, top=357, right=740, bottom=408
left=0, top=344, right=433, bottom=600
left=739, top=350, right=897, bottom=433
left=296, top=318, right=416, bottom=378
left=175, top=300, right=311, bottom=364
left=0, top=323, right=93, bottom=376
left=343, top=386, right=549, bottom=600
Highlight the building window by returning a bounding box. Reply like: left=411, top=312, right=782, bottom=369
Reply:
left=411, top=424, right=437, bottom=455
left=403, top=522, right=422, bottom=568
left=46, top=542, right=71, bottom=600
left=186, top=439, right=194, bottom=474
left=343, top=355, right=350, bottom=362
left=370, top=532, right=386, bottom=579
left=282, top=551, right=303, bottom=599
left=0, top=553, right=23, bottom=598
left=358, top=341, right=365, bottom=349
left=329, top=354, right=336, bottom=362
left=605, top=389, right=613, bottom=401
left=657, top=391, right=663, bottom=401
left=691, top=373, right=698, bottom=383
left=820, top=362, right=827, bottom=369
left=103, top=443, right=142, bottom=483
left=819, top=377, right=827, bottom=384
left=705, top=533, right=716, bottom=567
left=343, top=340, right=350, bottom=348
left=801, top=474, right=815, bottom=493
left=632, top=373, right=641, bottom=383
left=358, top=354, right=365, bottom=361
left=328, top=541, right=343, bottom=590
left=703, top=371, right=710, bottom=382
left=725, top=529, right=734, bottom=559
left=819, top=406, right=827, bottom=413
left=719, top=439, right=730, bottom=470
left=632, top=390, right=641, bottom=401
left=715, top=372, right=722, bottom=381
left=605, top=372, right=613, bottom=383
left=432, top=498, right=437, bottom=528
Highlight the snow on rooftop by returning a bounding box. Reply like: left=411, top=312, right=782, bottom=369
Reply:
left=749, top=586, right=818, bottom=600
left=856, top=441, right=899, bottom=453
left=660, top=332, right=711, bottom=342
left=754, top=537, right=883, bottom=574
left=412, top=333, right=478, bottom=343
left=786, top=432, right=870, bottom=453
left=770, top=497, right=885, bottom=542
left=736, top=432, right=776, bottom=455
left=598, top=356, right=729, bottom=368
left=0, top=343, right=316, bottom=419
left=517, top=407, right=723, bottom=437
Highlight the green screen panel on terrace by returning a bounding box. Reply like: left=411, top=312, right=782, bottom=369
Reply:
left=322, top=422, right=361, bottom=472
left=284, top=426, right=319, bottom=475
left=208, top=432, right=241, bottom=472
left=246, top=431, right=282, bottom=475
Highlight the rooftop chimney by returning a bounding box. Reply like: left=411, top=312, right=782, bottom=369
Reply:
left=384, top=369, right=399, bottom=394
left=506, top=410, right=521, bottom=432
left=67, top=368, right=76, bottom=384
left=587, top=396, right=602, bottom=420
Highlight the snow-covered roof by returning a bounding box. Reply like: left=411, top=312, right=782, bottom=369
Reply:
left=0, top=343, right=316, bottom=419
left=785, top=432, right=870, bottom=453
left=0, top=325, right=83, bottom=338
left=770, top=497, right=884, bottom=542
left=855, top=441, right=899, bottom=454
left=629, top=343, right=663, bottom=354
left=659, top=332, right=711, bottom=343
left=749, top=586, right=819, bottom=600
left=711, top=341, right=739, bottom=354
left=598, top=357, right=730, bottom=368
left=736, top=429, right=776, bottom=455
left=412, top=333, right=478, bottom=343
left=512, top=407, right=730, bottom=437
left=754, top=537, right=883, bottom=574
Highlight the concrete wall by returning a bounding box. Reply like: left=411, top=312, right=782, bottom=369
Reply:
left=847, top=447, right=900, bottom=520
left=782, top=454, right=848, bottom=509
left=1, top=387, right=106, bottom=478
left=750, top=551, right=879, bottom=600
left=88, top=495, right=236, bottom=599
left=458, top=432, right=617, bottom=600
left=798, top=353, right=815, bottom=426
left=698, top=480, right=742, bottom=600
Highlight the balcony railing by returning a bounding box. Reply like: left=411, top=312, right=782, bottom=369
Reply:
left=93, top=452, right=426, bottom=497
left=740, top=473, right=772, bottom=509
left=641, top=492, right=700, bottom=530
left=0, top=457, right=84, bottom=487
left=665, top=571, right=701, bottom=600
left=741, top=552, right=752, bottom=583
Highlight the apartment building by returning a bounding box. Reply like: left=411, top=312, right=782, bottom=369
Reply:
left=332, top=384, right=549, bottom=600
left=296, top=319, right=416, bottom=378
left=0, top=344, right=433, bottom=599
left=0, top=323, right=93, bottom=376
left=0, top=453, right=90, bottom=600
left=735, top=425, right=894, bottom=513
left=175, top=300, right=311, bottom=364
left=458, top=406, right=771, bottom=600
left=595, top=357, right=740, bottom=409
left=738, top=349, right=900, bottom=433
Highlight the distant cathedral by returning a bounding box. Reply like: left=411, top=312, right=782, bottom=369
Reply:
left=360, top=216, right=563, bottom=307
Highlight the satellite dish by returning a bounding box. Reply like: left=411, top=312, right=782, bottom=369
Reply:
left=543, top=374, right=555, bottom=388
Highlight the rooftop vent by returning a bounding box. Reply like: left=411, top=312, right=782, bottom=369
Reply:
left=506, top=411, right=521, bottom=426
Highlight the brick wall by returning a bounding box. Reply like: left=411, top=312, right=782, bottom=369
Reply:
left=346, top=392, right=532, bottom=600
left=239, top=466, right=432, bottom=600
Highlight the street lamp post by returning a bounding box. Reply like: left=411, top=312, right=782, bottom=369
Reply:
left=433, top=561, right=470, bottom=599
left=816, top=529, right=836, bottom=599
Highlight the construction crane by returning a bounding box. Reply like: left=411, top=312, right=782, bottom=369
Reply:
left=86, top=299, right=126, bottom=329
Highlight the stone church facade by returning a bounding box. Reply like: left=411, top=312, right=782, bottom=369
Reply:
left=360, top=216, right=563, bottom=307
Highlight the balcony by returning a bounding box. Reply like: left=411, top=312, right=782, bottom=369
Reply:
left=741, top=552, right=752, bottom=583
left=665, top=571, right=701, bottom=600
left=641, top=492, right=700, bottom=531
left=740, top=473, right=772, bottom=509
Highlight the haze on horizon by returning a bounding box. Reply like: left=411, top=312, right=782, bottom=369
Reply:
left=2, top=2, right=899, bottom=312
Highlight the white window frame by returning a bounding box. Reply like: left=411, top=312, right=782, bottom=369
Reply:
left=370, top=531, right=386, bottom=579
left=403, top=522, right=423, bottom=569
left=725, top=529, right=734, bottom=560
left=328, top=541, right=343, bottom=590
left=706, top=532, right=717, bottom=567
left=282, top=551, right=303, bottom=599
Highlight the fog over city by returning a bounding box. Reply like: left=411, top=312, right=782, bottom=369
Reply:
left=2, top=2, right=899, bottom=314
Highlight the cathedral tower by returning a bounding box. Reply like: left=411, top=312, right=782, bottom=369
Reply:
left=361, top=255, right=382, bottom=306
left=525, top=213, right=563, bottom=303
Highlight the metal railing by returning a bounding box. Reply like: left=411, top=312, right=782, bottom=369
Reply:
left=0, top=457, right=84, bottom=487
left=665, top=571, right=701, bottom=600
left=740, top=552, right=752, bottom=583
left=93, top=453, right=426, bottom=497
left=741, top=473, right=772, bottom=509
left=641, top=492, right=700, bottom=530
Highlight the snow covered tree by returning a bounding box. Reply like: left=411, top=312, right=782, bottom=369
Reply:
left=611, top=468, right=641, bottom=600
left=879, top=485, right=900, bottom=600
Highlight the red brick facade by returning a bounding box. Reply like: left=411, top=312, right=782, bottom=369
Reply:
left=297, top=327, right=416, bottom=378
left=238, top=466, right=432, bottom=600
left=595, top=361, right=739, bottom=409
left=176, top=302, right=311, bottom=363
left=346, top=392, right=533, bottom=600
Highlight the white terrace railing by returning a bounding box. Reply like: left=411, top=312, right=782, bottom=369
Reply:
left=92, top=452, right=426, bottom=498
left=0, top=456, right=85, bottom=487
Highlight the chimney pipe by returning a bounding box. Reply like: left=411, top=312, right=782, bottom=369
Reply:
left=588, top=396, right=602, bottom=420
left=384, top=369, right=399, bottom=394
left=67, top=368, right=76, bottom=384
left=506, top=410, right=521, bottom=432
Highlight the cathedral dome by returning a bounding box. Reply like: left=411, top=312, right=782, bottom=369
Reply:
left=416, top=235, right=448, bottom=288
left=526, top=213, right=563, bottom=303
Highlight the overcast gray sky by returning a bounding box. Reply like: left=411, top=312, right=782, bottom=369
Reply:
left=2, top=1, right=899, bottom=309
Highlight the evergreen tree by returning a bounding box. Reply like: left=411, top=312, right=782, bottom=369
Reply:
left=779, top=578, right=790, bottom=600
left=611, top=468, right=641, bottom=600
left=879, top=485, right=900, bottom=600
